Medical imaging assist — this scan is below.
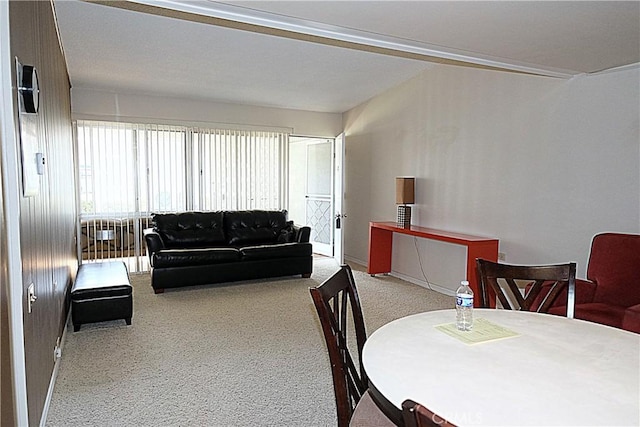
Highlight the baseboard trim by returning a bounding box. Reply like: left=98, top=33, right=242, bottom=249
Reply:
left=387, top=270, right=455, bottom=297
left=343, top=255, right=367, bottom=267
left=39, top=311, right=70, bottom=427
left=343, top=254, right=454, bottom=297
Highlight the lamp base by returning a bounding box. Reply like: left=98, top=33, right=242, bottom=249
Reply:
left=397, top=205, right=412, bottom=228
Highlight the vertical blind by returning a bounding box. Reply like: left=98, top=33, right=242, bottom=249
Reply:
left=75, top=120, right=289, bottom=272
left=193, top=129, right=287, bottom=210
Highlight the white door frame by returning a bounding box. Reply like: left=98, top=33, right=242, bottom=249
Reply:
left=288, top=135, right=344, bottom=260
left=333, top=133, right=345, bottom=264
left=0, top=3, right=29, bottom=423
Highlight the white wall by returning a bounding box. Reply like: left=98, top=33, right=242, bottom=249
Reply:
left=343, top=65, right=640, bottom=293
left=71, top=87, right=343, bottom=137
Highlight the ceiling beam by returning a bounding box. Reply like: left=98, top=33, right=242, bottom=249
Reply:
left=84, top=0, right=575, bottom=78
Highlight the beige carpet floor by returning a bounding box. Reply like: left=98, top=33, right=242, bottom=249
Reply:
left=45, top=258, right=454, bottom=426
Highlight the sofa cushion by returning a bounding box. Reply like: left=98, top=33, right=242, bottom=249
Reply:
left=225, top=210, right=288, bottom=246
left=567, top=302, right=627, bottom=329
left=622, top=304, right=640, bottom=334
left=240, top=242, right=313, bottom=261
left=277, top=221, right=296, bottom=243
left=153, top=248, right=240, bottom=268
left=153, top=211, right=226, bottom=248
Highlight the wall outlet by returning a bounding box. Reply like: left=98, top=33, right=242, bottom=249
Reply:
left=27, top=283, right=37, bottom=313
left=498, top=252, right=506, bottom=261
left=54, top=337, right=62, bottom=361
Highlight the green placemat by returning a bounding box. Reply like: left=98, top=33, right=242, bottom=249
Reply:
left=435, top=317, right=520, bottom=345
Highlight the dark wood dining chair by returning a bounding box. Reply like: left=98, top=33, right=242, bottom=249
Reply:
left=310, top=264, right=394, bottom=427
left=476, top=258, right=576, bottom=318
left=402, top=399, right=457, bottom=427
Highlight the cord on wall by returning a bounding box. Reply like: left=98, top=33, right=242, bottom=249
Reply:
left=414, top=237, right=434, bottom=291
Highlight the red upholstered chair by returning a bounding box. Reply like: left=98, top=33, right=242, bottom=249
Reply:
left=542, top=233, right=640, bottom=333
left=623, top=305, right=640, bottom=333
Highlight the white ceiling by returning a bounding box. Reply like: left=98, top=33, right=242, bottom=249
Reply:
left=53, top=1, right=640, bottom=114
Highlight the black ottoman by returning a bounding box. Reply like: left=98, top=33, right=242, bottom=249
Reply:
left=71, top=261, right=133, bottom=331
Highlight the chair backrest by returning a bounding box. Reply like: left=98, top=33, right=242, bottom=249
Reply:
left=476, top=259, right=576, bottom=318
left=402, top=399, right=458, bottom=427
left=310, top=264, right=368, bottom=427
left=587, top=233, right=640, bottom=306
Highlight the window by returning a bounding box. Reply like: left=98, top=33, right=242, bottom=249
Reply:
left=75, top=120, right=289, bottom=271
left=193, top=129, right=286, bottom=210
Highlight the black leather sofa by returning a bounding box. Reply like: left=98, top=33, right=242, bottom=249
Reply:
left=143, top=210, right=312, bottom=293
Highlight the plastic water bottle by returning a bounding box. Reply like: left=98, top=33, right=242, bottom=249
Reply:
left=456, top=280, right=474, bottom=331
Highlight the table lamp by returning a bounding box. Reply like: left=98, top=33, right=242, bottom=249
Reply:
left=396, top=177, right=415, bottom=228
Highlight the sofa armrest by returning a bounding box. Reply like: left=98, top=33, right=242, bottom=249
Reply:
left=293, top=225, right=311, bottom=243
left=573, top=278, right=598, bottom=304
left=143, top=228, right=165, bottom=259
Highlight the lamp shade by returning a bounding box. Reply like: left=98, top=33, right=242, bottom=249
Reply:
left=395, top=177, right=415, bottom=204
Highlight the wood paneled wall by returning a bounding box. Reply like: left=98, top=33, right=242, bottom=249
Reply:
left=8, top=1, right=76, bottom=425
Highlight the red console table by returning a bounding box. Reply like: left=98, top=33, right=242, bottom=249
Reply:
left=367, top=222, right=499, bottom=307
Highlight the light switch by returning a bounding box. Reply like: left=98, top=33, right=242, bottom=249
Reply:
left=36, top=153, right=45, bottom=175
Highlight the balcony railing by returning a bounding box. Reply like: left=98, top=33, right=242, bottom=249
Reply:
left=78, top=216, right=152, bottom=273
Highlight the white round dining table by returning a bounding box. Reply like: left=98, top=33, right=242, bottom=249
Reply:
left=363, top=309, right=640, bottom=426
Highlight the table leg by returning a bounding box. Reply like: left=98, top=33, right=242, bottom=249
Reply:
left=368, top=225, right=393, bottom=275
left=467, top=241, right=499, bottom=307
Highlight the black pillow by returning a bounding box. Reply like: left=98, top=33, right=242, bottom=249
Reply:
left=277, top=221, right=296, bottom=243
